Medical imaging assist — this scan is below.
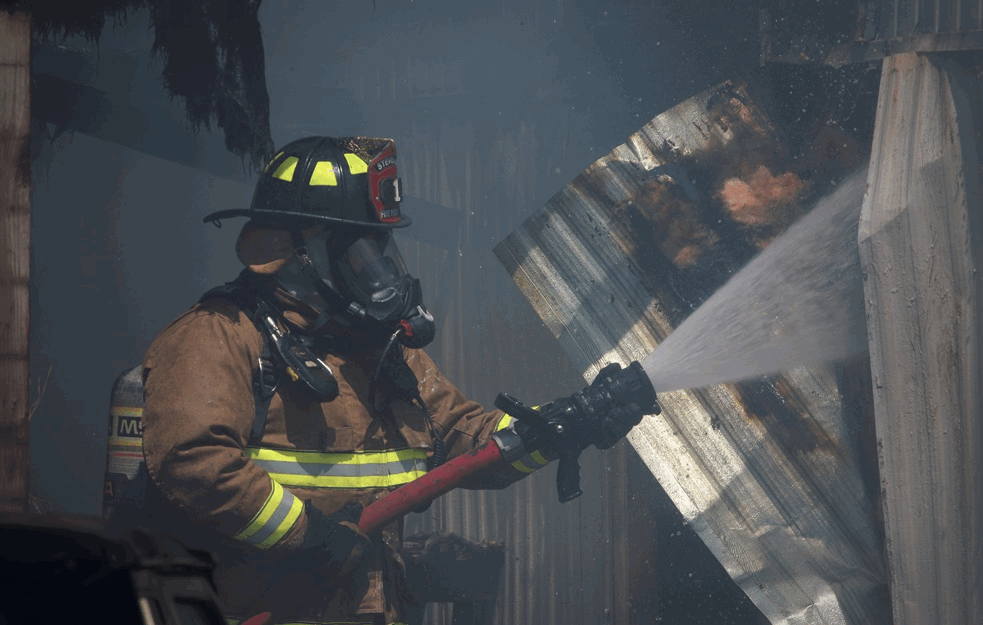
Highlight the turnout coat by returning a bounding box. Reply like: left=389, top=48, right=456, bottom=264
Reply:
left=140, top=294, right=547, bottom=625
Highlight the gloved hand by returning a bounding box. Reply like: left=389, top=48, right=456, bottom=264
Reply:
left=588, top=363, right=659, bottom=449
left=300, top=502, right=369, bottom=578
left=529, top=361, right=660, bottom=452
left=496, top=361, right=660, bottom=503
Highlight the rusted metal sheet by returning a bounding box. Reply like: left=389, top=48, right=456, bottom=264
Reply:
left=495, top=82, right=890, bottom=625
left=860, top=52, right=983, bottom=625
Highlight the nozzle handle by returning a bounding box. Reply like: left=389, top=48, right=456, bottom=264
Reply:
left=494, top=393, right=548, bottom=430
left=495, top=392, right=584, bottom=503
left=556, top=449, right=583, bottom=503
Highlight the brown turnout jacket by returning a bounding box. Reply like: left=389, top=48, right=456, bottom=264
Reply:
left=141, top=296, right=546, bottom=625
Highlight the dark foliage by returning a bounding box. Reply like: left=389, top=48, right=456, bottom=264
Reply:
left=1, top=0, right=273, bottom=165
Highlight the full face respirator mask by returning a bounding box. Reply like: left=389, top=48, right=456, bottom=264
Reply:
left=331, top=231, right=436, bottom=348
left=276, top=226, right=436, bottom=349
left=205, top=136, right=438, bottom=402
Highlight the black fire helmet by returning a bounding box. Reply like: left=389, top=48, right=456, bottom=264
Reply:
left=203, top=136, right=410, bottom=229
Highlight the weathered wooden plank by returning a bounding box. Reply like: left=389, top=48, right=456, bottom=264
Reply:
left=496, top=82, right=890, bottom=625
left=859, top=51, right=983, bottom=625
left=0, top=9, right=31, bottom=514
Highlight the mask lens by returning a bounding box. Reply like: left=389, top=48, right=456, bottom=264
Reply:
left=379, top=231, right=407, bottom=273
left=336, top=232, right=407, bottom=304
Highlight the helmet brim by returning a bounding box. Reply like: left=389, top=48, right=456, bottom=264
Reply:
left=202, top=208, right=412, bottom=229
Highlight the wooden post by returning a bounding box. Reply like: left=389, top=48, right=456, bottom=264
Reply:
left=860, top=52, right=983, bottom=625
left=0, top=8, right=31, bottom=514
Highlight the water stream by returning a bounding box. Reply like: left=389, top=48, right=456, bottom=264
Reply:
left=642, top=170, right=869, bottom=393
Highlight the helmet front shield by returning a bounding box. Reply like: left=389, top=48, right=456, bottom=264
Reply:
left=366, top=140, right=403, bottom=224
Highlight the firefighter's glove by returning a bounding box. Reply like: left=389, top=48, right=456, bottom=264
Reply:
left=498, top=361, right=658, bottom=503
left=301, top=502, right=369, bottom=578
left=553, top=362, right=660, bottom=451
left=589, top=363, right=658, bottom=449
left=592, top=403, right=646, bottom=449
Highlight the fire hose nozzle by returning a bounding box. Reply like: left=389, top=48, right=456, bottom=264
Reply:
left=494, top=360, right=660, bottom=504
left=357, top=361, right=660, bottom=532
left=590, top=360, right=661, bottom=416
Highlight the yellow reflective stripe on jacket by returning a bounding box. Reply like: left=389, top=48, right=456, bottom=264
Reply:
left=246, top=447, right=429, bottom=489
left=234, top=479, right=303, bottom=549
left=494, top=409, right=551, bottom=473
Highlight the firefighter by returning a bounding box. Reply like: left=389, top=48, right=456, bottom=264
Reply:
left=139, top=136, right=651, bottom=625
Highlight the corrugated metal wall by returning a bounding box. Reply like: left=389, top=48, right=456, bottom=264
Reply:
left=395, top=117, right=637, bottom=625
left=760, top=0, right=983, bottom=66
left=865, top=0, right=983, bottom=38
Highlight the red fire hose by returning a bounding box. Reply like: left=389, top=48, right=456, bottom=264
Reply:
left=357, top=439, right=505, bottom=534
left=355, top=362, right=658, bottom=533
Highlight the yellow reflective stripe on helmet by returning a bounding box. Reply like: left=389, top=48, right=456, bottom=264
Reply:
left=246, top=447, right=429, bottom=489
left=271, top=156, right=299, bottom=182
left=234, top=479, right=302, bottom=548
left=344, top=152, right=368, bottom=174
left=309, top=161, right=338, bottom=186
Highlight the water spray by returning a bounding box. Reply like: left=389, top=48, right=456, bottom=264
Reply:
left=643, top=169, right=869, bottom=392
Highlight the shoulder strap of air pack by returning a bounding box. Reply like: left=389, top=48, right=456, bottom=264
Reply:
left=200, top=273, right=279, bottom=446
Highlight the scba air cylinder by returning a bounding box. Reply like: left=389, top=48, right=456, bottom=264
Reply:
left=103, top=365, right=149, bottom=520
